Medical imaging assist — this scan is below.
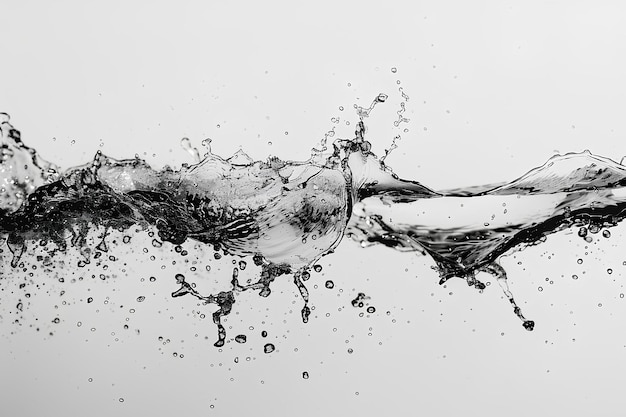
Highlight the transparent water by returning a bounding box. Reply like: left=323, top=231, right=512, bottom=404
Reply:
left=3, top=105, right=626, bottom=346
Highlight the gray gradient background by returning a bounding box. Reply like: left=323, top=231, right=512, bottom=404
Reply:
left=1, top=1, right=626, bottom=416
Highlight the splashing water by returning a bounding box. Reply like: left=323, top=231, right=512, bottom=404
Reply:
left=2, top=99, right=626, bottom=345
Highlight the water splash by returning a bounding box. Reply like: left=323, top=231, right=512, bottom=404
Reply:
left=2, top=105, right=626, bottom=345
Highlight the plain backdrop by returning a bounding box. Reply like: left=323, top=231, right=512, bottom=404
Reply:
left=2, top=1, right=626, bottom=416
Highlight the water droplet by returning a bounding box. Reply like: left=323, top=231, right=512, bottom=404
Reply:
left=263, top=343, right=275, bottom=354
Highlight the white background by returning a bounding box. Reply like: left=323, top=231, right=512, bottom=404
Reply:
left=1, top=1, right=626, bottom=416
